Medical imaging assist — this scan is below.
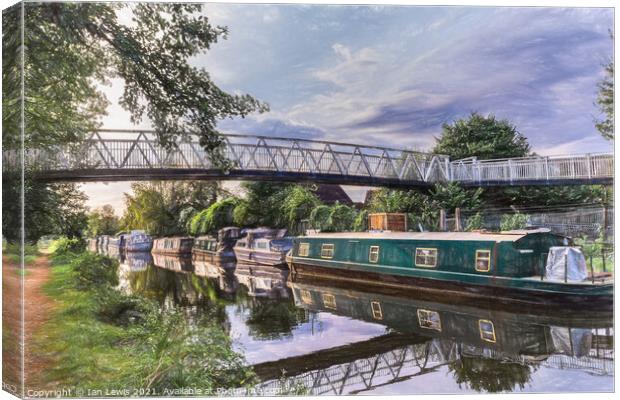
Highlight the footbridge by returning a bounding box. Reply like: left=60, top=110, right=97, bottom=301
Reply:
left=6, top=129, right=613, bottom=187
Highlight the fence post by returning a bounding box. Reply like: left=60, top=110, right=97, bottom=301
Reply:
left=455, top=208, right=462, bottom=232
left=439, top=209, right=447, bottom=231
left=601, top=247, right=606, bottom=272
left=590, top=255, right=595, bottom=284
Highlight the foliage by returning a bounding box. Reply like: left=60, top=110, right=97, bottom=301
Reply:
left=233, top=182, right=293, bottom=228
left=39, top=247, right=254, bottom=391
left=575, top=234, right=606, bottom=260
left=464, top=213, right=484, bottom=231
left=449, top=356, right=534, bottom=392
left=86, top=205, right=120, bottom=237
left=327, top=203, right=357, bottom=232
left=121, top=181, right=219, bottom=236
left=281, top=186, right=321, bottom=233
left=3, top=179, right=89, bottom=243
left=429, top=182, right=483, bottom=211
left=309, top=205, right=332, bottom=232
left=49, top=237, right=85, bottom=256
left=189, top=198, right=239, bottom=235
left=3, top=3, right=267, bottom=162
left=499, top=213, right=529, bottom=231
left=245, top=299, right=307, bottom=340
left=70, top=252, right=119, bottom=291
left=367, top=188, right=429, bottom=213
left=433, top=112, right=530, bottom=160
left=595, top=31, right=614, bottom=141
left=353, top=209, right=369, bottom=232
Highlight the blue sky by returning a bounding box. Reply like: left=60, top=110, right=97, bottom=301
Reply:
left=195, top=4, right=614, bottom=154
left=91, top=4, right=614, bottom=211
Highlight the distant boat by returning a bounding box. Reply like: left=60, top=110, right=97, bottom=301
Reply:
left=152, top=253, right=193, bottom=273
left=234, top=228, right=294, bottom=267
left=108, top=232, right=128, bottom=251
left=152, top=236, right=194, bottom=255
left=87, top=238, right=98, bottom=252
left=287, top=229, right=613, bottom=309
left=192, top=227, right=241, bottom=269
left=125, top=230, right=153, bottom=252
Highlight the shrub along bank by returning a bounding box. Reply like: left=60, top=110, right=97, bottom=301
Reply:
left=35, top=240, right=255, bottom=393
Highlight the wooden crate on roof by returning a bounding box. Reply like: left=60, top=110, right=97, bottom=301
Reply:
left=368, top=213, right=408, bottom=231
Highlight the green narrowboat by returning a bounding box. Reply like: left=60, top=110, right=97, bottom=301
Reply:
left=287, top=230, right=613, bottom=309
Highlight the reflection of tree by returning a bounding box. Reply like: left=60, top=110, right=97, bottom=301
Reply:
left=245, top=298, right=308, bottom=340
left=448, top=355, right=534, bottom=393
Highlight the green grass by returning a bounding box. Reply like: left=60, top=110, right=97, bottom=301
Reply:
left=34, top=245, right=255, bottom=393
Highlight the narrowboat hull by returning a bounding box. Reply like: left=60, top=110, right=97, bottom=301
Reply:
left=235, top=247, right=288, bottom=267
left=191, top=250, right=236, bottom=270
left=126, top=242, right=153, bottom=252
left=288, top=258, right=613, bottom=310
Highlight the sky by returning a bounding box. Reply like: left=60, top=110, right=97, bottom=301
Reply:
left=83, top=3, right=614, bottom=213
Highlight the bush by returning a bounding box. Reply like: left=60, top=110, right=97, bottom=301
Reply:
left=309, top=205, right=332, bottom=231
left=190, top=198, right=239, bottom=235
left=353, top=210, right=368, bottom=232
left=328, top=203, right=357, bottom=232
left=500, top=213, right=528, bottom=231
left=71, top=252, right=119, bottom=290
left=49, top=237, right=85, bottom=255
left=95, top=289, right=157, bottom=326
left=465, top=213, right=484, bottom=231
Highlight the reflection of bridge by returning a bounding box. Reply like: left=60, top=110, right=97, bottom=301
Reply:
left=10, top=130, right=613, bottom=187
left=251, top=335, right=614, bottom=395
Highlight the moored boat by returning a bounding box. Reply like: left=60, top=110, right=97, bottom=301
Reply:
left=125, top=230, right=153, bottom=252
left=192, top=227, right=241, bottom=269
left=152, top=236, right=194, bottom=255
left=287, top=229, right=613, bottom=309
left=234, top=228, right=293, bottom=266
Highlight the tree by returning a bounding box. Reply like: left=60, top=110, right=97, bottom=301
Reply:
left=309, top=205, right=332, bottom=232
left=281, top=186, right=321, bottom=233
left=428, top=182, right=483, bottom=211
left=327, top=203, right=357, bottom=232
left=2, top=3, right=267, bottom=159
left=86, top=205, right=120, bottom=237
left=433, top=112, right=530, bottom=160
left=121, top=181, right=219, bottom=236
left=595, top=31, right=614, bottom=141
left=189, top=198, right=239, bottom=235
left=233, top=182, right=293, bottom=228
left=3, top=180, right=88, bottom=243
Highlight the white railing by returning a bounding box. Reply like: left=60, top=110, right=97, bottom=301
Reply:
left=3, top=130, right=614, bottom=186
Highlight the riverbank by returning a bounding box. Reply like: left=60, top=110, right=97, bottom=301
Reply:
left=29, top=241, right=255, bottom=395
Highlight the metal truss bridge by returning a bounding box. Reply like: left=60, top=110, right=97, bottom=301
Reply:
left=6, top=129, right=613, bottom=187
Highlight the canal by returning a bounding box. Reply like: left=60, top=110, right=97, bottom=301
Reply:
left=110, top=251, right=613, bottom=395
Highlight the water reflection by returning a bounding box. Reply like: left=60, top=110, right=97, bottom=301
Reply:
left=104, top=250, right=613, bottom=394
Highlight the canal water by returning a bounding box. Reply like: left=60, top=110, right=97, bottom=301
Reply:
left=109, top=251, right=613, bottom=395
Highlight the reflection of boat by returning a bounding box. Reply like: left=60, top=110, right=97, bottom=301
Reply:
left=152, top=253, right=194, bottom=273
left=251, top=276, right=614, bottom=394
left=97, top=235, right=111, bottom=253
left=235, top=262, right=290, bottom=298
left=152, top=236, right=194, bottom=255
left=192, top=227, right=240, bottom=268
left=124, top=251, right=153, bottom=272
left=125, top=230, right=153, bottom=252
left=289, top=276, right=613, bottom=360
left=234, top=228, right=293, bottom=266
left=288, top=230, right=613, bottom=309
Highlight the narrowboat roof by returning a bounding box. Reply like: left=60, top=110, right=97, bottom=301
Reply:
left=304, top=229, right=555, bottom=243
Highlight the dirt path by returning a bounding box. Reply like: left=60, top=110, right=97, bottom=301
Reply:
left=2, top=253, right=54, bottom=393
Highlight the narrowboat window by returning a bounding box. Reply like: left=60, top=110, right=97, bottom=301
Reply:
left=369, top=246, right=380, bottom=263
left=321, top=244, right=335, bottom=259
left=237, top=241, right=246, bottom=248
left=370, top=301, right=383, bottom=320
left=257, top=242, right=268, bottom=250
left=415, top=248, right=437, bottom=268
left=299, top=243, right=310, bottom=257
left=475, top=250, right=491, bottom=272
left=479, top=319, right=496, bottom=343
left=322, top=293, right=337, bottom=309
left=417, top=309, right=441, bottom=331
left=300, top=290, right=313, bottom=304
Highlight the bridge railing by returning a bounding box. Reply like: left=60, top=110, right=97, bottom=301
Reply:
left=12, top=131, right=451, bottom=184
left=3, top=130, right=613, bottom=186
left=449, top=153, right=614, bottom=184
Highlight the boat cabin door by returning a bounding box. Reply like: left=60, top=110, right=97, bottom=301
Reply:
left=347, top=240, right=361, bottom=262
